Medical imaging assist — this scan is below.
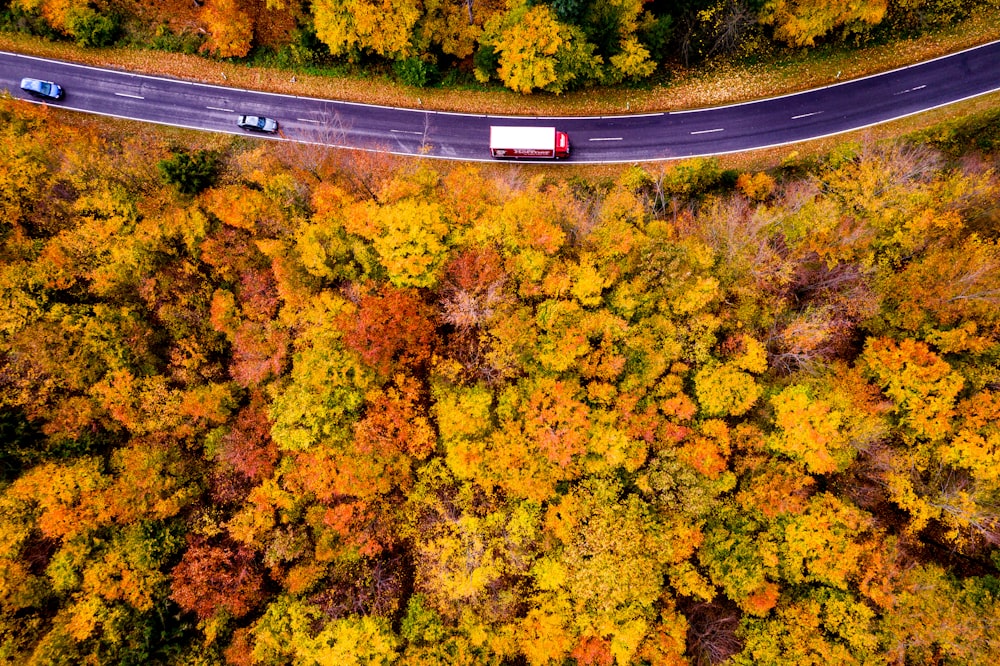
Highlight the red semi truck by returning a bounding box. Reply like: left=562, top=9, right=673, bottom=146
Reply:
left=490, top=126, right=570, bottom=159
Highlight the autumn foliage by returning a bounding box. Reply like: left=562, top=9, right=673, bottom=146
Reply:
left=1, top=100, right=1000, bottom=664
left=170, top=541, right=266, bottom=620
left=10, top=0, right=977, bottom=94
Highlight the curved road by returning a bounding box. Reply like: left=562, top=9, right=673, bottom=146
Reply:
left=2, top=41, right=999, bottom=163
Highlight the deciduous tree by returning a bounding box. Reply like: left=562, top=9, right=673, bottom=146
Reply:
left=312, top=0, right=420, bottom=60
left=339, top=285, right=437, bottom=377
left=171, top=540, right=265, bottom=620
left=201, top=0, right=254, bottom=58
left=761, top=0, right=888, bottom=47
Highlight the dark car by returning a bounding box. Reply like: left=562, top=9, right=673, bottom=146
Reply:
left=237, top=115, right=278, bottom=133
left=20, top=77, right=63, bottom=100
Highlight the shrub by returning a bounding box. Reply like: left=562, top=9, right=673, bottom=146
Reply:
left=394, top=57, right=437, bottom=88
left=158, top=149, right=220, bottom=195
left=68, top=8, right=121, bottom=48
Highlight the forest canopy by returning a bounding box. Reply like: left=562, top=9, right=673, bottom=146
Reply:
left=1, top=99, right=1000, bottom=664
left=2, top=0, right=997, bottom=92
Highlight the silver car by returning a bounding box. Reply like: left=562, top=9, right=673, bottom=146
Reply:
left=20, top=77, right=63, bottom=100
left=237, top=115, right=278, bottom=133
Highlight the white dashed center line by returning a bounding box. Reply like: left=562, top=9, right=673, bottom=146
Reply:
left=791, top=111, right=824, bottom=119
left=690, top=128, right=724, bottom=135
left=206, top=106, right=234, bottom=112
left=589, top=137, right=623, bottom=141
left=895, top=84, right=928, bottom=95
left=297, top=118, right=321, bottom=123
left=114, top=92, right=144, bottom=99
left=390, top=129, right=423, bottom=135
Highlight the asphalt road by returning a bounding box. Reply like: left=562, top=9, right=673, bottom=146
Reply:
left=2, top=41, right=999, bottom=164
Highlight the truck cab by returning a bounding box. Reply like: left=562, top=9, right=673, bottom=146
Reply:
left=554, top=130, right=570, bottom=158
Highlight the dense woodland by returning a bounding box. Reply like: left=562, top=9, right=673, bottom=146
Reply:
left=1, top=97, right=1000, bottom=664
left=2, top=0, right=998, bottom=91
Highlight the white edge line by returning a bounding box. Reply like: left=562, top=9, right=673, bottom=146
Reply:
left=601, top=112, right=664, bottom=119
left=667, top=40, right=997, bottom=114
left=4, top=38, right=998, bottom=119
left=485, top=112, right=665, bottom=120
left=647, top=86, right=1000, bottom=164
left=11, top=84, right=1000, bottom=165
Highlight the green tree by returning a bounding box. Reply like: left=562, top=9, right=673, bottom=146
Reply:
left=158, top=149, right=220, bottom=195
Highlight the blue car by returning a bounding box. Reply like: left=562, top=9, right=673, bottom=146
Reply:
left=20, top=77, right=63, bottom=100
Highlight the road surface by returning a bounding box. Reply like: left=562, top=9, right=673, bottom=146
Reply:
left=2, top=41, right=999, bottom=163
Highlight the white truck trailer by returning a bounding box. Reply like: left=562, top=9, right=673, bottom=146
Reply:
left=489, top=126, right=571, bottom=159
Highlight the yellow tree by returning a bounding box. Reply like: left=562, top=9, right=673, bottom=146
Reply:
left=432, top=378, right=495, bottom=481
left=402, top=461, right=541, bottom=625
left=0, top=110, right=49, bottom=231
left=880, top=564, right=1000, bottom=665
left=11, top=0, right=85, bottom=34
left=767, top=385, right=852, bottom=474
left=530, top=478, right=694, bottom=664
left=608, top=37, right=656, bottom=82
left=761, top=0, right=888, bottom=47
left=481, top=3, right=564, bottom=94
left=370, top=199, right=451, bottom=289
left=872, top=389, right=1000, bottom=546
left=860, top=337, right=963, bottom=443
left=699, top=507, right=781, bottom=615
left=468, top=376, right=591, bottom=502
left=694, top=362, right=761, bottom=417
left=311, top=0, right=420, bottom=60
left=201, top=0, right=254, bottom=58
left=415, top=0, right=489, bottom=59
left=772, top=493, right=871, bottom=590
left=734, top=588, right=878, bottom=665
left=268, top=295, right=373, bottom=453
left=880, top=234, right=1000, bottom=330
left=252, top=597, right=399, bottom=665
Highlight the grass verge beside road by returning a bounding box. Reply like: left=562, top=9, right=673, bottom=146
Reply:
left=1, top=8, right=999, bottom=115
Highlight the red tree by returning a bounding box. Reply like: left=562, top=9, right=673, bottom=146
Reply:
left=170, top=540, right=265, bottom=620
left=438, top=247, right=506, bottom=330
left=229, top=321, right=289, bottom=386
left=218, top=395, right=280, bottom=482
left=339, top=285, right=437, bottom=376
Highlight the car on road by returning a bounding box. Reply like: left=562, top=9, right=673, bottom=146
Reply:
left=20, top=77, right=63, bottom=100
left=237, top=115, right=278, bottom=133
